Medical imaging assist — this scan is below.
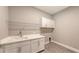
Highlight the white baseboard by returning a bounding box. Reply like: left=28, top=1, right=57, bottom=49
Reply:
left=52, top=40, right=79, bottom=53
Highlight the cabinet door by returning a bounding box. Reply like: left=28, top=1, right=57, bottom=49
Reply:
left=47, top=19, right=55, bottom=28
left=39, top=38, right=45, bottom=51
left=4, top=47, right=18, bottom=53
left=42, top=17, right=47, bottom=27
left=4, top=43, right=19, bottom=53
left=46, top=19, right=50, bottom=28
left=31, top=39, right=39, bottom=53
left=20, top=41, right=31, bottom=53
left=42, top=17, right=55, bottom=28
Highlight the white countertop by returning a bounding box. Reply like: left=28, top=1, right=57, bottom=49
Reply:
left=0, top=34, right=45, bottom=45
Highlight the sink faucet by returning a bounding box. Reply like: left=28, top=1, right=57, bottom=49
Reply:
left=17, top=27, right=24, bottom=37
left=18, top=30, right=22, bottom=37
left=17, top=29, right=23, bottom=37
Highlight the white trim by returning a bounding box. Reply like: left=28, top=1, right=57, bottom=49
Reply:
left=52, top=40, right=79, bottom=53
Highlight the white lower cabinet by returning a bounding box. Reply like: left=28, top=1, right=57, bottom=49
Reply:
left=4, top=43, right=20, bottom=53
left=31, top=39, right=39, bottom=53
left=4, top=47, right=18, bottom=53
left=20, top=41, right=31, bottom=53
left=0, top=37, right=45, bottom=53
left=20, top=45, right=31, bottom=53
left=38, top=38, right=45, bottom=51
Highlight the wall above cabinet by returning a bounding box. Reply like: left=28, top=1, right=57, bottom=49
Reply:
left=41, top=17, right=55, bottom=28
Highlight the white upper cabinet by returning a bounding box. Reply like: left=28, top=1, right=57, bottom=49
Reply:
left=41, top=17, right=55, bottom=28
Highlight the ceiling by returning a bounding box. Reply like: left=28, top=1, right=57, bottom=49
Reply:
left=34, top=6, right=69, bottom=15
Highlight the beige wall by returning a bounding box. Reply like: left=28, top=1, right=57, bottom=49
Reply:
left=53, top=6, right=79, bottom=50
left=0, top=6, right=8, bottom=39
left=8, top=6, right=54, bottom=43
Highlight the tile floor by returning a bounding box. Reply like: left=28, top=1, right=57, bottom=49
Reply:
left=42, top=42, right=75, bottom=53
